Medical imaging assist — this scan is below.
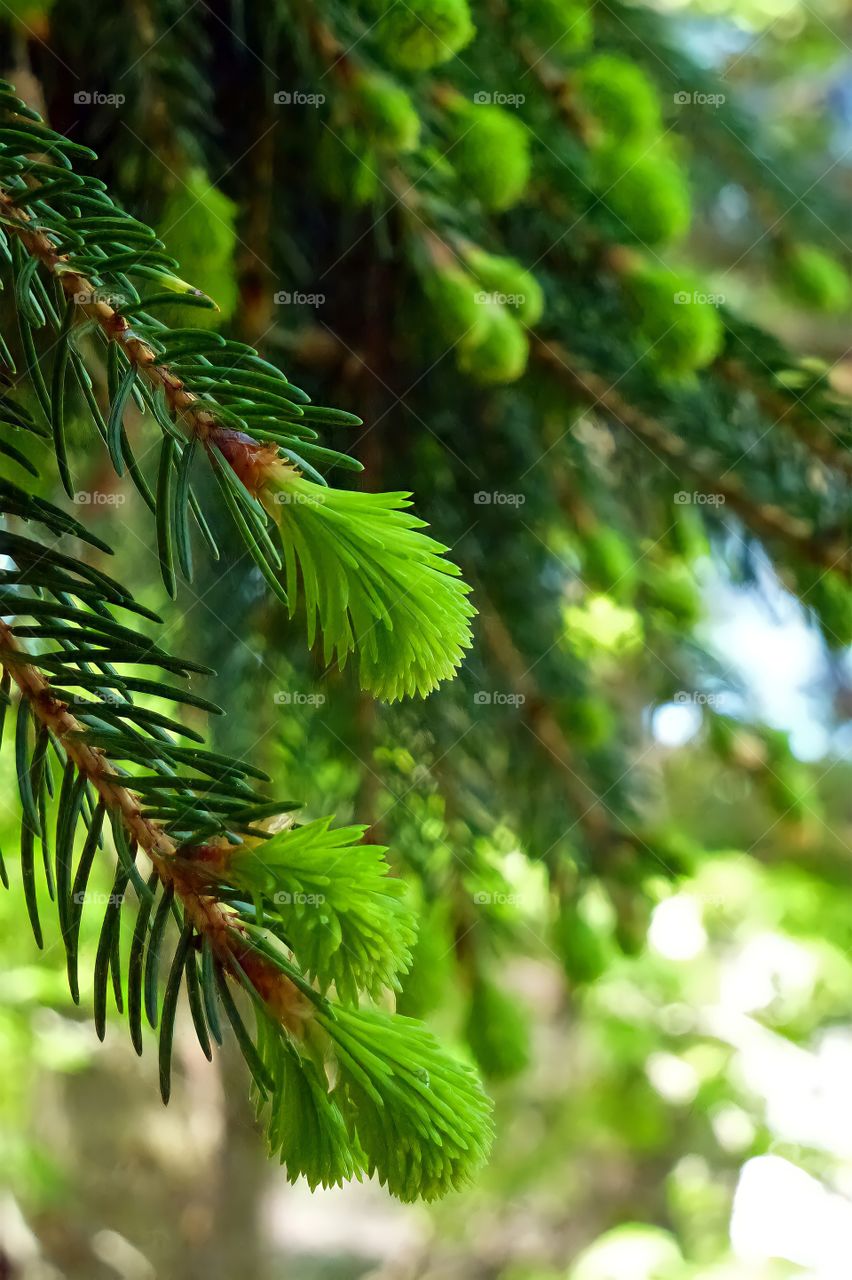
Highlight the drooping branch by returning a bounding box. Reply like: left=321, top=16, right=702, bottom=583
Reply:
left=718, top=357, right=852, bottom=482
left=534, top=338, right=851, bottom=579
left=0, top=186, right=272, bottom=493
left=0, top=619, right=313, bottom=1028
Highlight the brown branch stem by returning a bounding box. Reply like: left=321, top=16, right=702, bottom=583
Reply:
left=0, top=620, right=312, bottom=1029
left=533, top=338, right=850, bottom=579
left=0, top=186, right=271, bottom=492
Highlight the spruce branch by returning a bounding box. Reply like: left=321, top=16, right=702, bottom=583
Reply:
left=718, top=357, right=852, bottom=482
left=0, top=618, right=313, bottom=1025
left=0, top=514, right=492, bottom=1199
left=0, top=81, right=491, bottom=1199
left=0, top=80, right=474, bottom=699
left=534, top=339, right=851, bottom=580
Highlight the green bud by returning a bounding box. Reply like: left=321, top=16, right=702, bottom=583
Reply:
left=594, top=145, right=691, bottom=245
left=568, top=695, right=616, bottom=749
left=463, top=246, right=545, bottom=324
left=447, top=102, right=531, bottom=211
left=577, top=54, right=662, bottom=146
left=513, top=0, right=593, bottom=57
left=424, top=265, right=484, bottom=345
left=354, top=73, right=421, bottom=153
left=643, top=561, right=701, bottom=625
left=626, top=266, right=724, bottom=376
left=783, top=243, right=849, bottom=313
left=456, top=303, right=529, bottom=384
left=553, top=899, right=609, bottom=986
left=584, top=527, right=637, bottom=598
left=798, top=568, right=852, bottom=647
left=397, top=902, right=455, bottom=1017
left=766, top=766, right=811, bottom=821
left=465, top=977, right=531, bottom=1081
left=157, top=168, right=238, bottom=327
left=318, top=129, right=381, bottom=206
left=374, top=0, right=475, bottom=70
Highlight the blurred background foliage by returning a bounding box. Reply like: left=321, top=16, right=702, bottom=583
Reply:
left=1, top=0, right=852, bottom=1275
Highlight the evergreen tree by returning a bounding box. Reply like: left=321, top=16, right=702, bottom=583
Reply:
left=0, top=0, right=849, bottom=1206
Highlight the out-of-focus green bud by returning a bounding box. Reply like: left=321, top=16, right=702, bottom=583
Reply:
left=354, top=73, right=422, bottom=153
left=594, top=145, right=691, bottom=245
left=511, top=0, right=593, bottom=57
left=643, top=561, right=702, bottom=625
left=783, top=243, right=849, bottom=313
left=765, top=764, right=812, bottom=821
left=464, top=976, right=531, bottom=1081
left=424, top=265, right=484, bottom=344
left=447, top=101, right=531, bottom=211
left=463, top=246, right=545, bottom=324
left=397, top=902, right=455, bottom=1018
left=553, top=898, right=609, bottom=986
left=584, top=527, right=638, bottom=599
left=157, top=168, right=238, bottom=327
left=625, top=266, right=724, bottom=376
left=567, top=695, right=616, bottom=749
left=317, top=129, right=381, bottom=206
left=373, top=0, right=475, bottom=70
left=577, top=54, right=662, bottom=146
left=457, top=303, right=529, bottom=383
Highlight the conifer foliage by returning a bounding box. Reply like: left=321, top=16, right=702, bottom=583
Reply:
left=0, top=80, right=490, bottom=1201
left=0, top=0, right=851, bottom=1208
